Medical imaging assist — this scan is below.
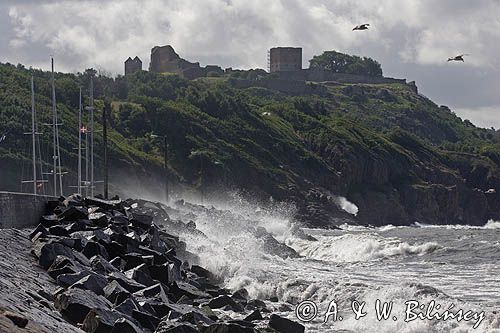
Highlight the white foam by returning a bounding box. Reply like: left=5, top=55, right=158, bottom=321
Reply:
left=414, top=220, right=500, bottom=230
left=287, top=233, right=441, bottom=263
left=334, top=196, right=359, bottom=216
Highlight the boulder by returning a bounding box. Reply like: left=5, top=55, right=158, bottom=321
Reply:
left=58, top=206, right=88, bottom=221
left=131, top=309, right=160, bottom=330
left=70, top=274, right=108, bottom=296
left=244, top=310, right=263, bottom=322
left=170, top=281, right=210, bottom=301
left=113, top=297, right=142, bottom=317
left=125, top=263, right=155, bottom=287
left=54, top=288, right=112, bottom=324
left=104, top=280, right=131, bottom=304
left=207, top=295, right=243, bottom=311
left=190, top=265, right=215, bottom=281
left=32, top=239, right=76, bottom=269
left=201, top=322, right=255, bottom=333
left=111, top=318, right=143, bottom=333
left=133, top=283, right=169, bottom=303
left=57, top=270, right=94, bottom=288
left=3, top=311, right=28, bottom=328
left=131, top=213, right=153, bottom=229
left=268, top=314, right=304, bottom=333
left=82, top=241, right=110, bottom=260
left=82, top=308, right=128, bottom=333
left=91, top=255, right=119, bottom=275
left=155, top=322, right=199, bottom=333
left=108, top=271, right=146, bottom=293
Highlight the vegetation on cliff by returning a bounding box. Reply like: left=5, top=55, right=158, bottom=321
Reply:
left=0, top=61, right=498, bottom=226
left=309, top=50, right=383, bottom=76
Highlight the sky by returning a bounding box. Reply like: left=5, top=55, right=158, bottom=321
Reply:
left=1, top=0, right=500, bottom=129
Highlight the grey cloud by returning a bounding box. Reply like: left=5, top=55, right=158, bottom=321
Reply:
left=1, top=0, right=500, bottom=128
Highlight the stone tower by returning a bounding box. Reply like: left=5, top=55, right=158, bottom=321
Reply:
left=124, top=56, right=142, bottom=75
left=269, top=47, right=302, bottom=73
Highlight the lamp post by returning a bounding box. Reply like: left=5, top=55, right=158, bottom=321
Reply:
left=150, top=133, right=169, bottom=203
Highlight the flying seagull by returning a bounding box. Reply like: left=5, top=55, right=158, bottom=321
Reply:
left=353, top=23, right=370, bottom=31
left=447, top=54, right=469, bottom=62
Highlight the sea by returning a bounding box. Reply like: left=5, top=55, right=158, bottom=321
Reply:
left=167, top=193, right=500, bottom=333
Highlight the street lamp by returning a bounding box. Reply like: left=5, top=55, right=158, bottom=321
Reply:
left=150, top=133, right=169, bottom=203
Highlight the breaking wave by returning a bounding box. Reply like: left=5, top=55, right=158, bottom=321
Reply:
left=287, top=233, right=441, bottom=263
left=414, top=220, right=500, bottom=230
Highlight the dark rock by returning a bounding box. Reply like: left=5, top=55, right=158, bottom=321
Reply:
left=82, top=308, right=126, bottom=333
left=268, top=314, right=304, bottom=333
left=201, top=322, right=255, bottom=333
left=113, top=297, right=141, bottom=317
left=133, top=283, right=169, bottom=303
left=111, top=318, right=142, bottom=333
left=149, top=263, right=170, bottom=284
left=228, top=320, right=255, bottom=328
left=123, top=253, right=154, bottom=270
left=244, top=310, right=263, bottom=321
left=91, top=255, right=118, bottom=275
left=54, top=288, right=112, bottom=324
left=131, top=213, right=153, bottom=229
left=63, top=194, right=84, bottom=207
left=170, top=281, right=210, bottom=301
left=85, top=197, right=122, bottom=211
left=231, top=289, right=249, bottom=301
left=32, top=239, right=75, bottom=269
left=57, top=270, right=93, bottom=288
left=125, top=263, right=155, bottom=287
left=4, top=311, right=28, bottom=328
left=82, top=241, right=109, bottom=260
left=178, top=310, right=214, bottom=325
left=47, top=255, right=79, bottom=279
left=70, top=274, right=108, bottom=296
left=58, top=206, right=88, bottom=221
left=40, top=215, right=60, bottom=228
left=156, top=321, right=199, bottom=333
left=89, top=212, right=109, bottom=228
left=108, top=271, right=146, bottom=293
left=109, top=257, right=124, bottom=270
left=49, top=225, right=70, bottom=237
left=104, top=241, right=126, bottom=260
left=191, top=265, right=215, bottom=281
left=29, top=224, right=49, bottom=240
left=131, top=309, right=160, bottom=330
left=104, top=280, right=131, bottom=304
left=207, top=295, right=243, bottom=311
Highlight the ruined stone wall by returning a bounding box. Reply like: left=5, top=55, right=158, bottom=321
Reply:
left=270, top=47, right=302, bottom=73
left=275, top=69, right=407, bottom=84
left=124, top=57, right=142, bottom=75
left=0, top=192, right=53, bottom=228
left=150, top=45, right=200, bottom=74
left=228, top=78, right=327, bottom=95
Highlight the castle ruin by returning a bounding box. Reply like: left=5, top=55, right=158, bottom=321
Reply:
left=124, top=56, right=142, bottom=75
left=269, top=47, right=302, bottom=73
left=148, top=45, right=223, bottom=79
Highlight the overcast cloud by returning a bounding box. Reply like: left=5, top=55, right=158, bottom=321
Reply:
left=1, top=0, right=500, bottom=128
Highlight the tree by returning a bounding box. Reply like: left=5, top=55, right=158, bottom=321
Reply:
left=309, top=51, right=383, bottom=77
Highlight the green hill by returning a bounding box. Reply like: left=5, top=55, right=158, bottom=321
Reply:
left=0, top=61, right=498, bottom=227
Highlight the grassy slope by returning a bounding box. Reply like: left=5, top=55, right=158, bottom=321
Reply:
left=0, top=63, right=498, bottom=226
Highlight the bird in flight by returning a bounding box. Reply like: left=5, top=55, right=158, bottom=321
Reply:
left=447, top=54, right=469, bottom=62
left=353, top=23, right=370, bottom=31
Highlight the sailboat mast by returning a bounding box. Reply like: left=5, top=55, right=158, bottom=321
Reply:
left=90, top=77, right=94, bottom=197
left=78, top=88, right=82, bottom=195
left=31, top=76, right=37, bottom=195
left=51, top=58, right=57, bottom=196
